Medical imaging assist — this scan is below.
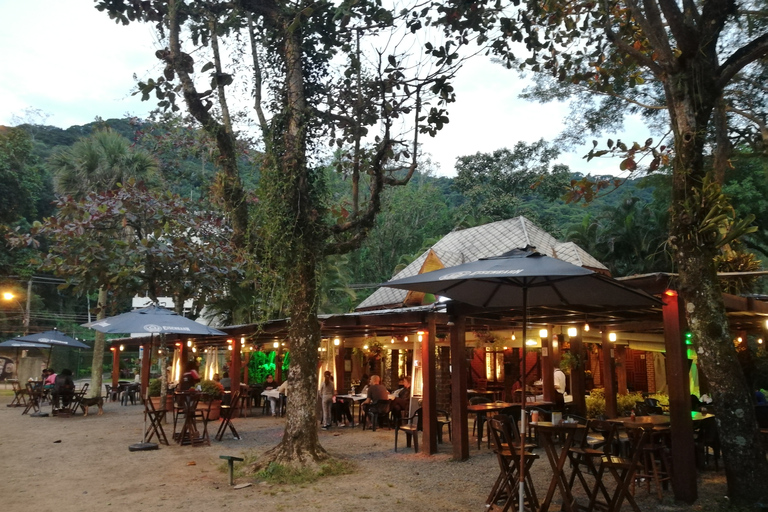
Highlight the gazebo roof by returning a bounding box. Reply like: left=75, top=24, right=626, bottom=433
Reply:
left=356, top=216, right=607, bottom=311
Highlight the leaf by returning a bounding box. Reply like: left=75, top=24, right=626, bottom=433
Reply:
left=619, top=158, right=637, bottom=171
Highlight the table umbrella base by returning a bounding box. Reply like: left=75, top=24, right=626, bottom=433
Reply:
left=129, top=442, right=159, bottom=452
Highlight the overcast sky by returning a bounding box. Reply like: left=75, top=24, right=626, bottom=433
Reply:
left=0, top=0, right=644, bottom=177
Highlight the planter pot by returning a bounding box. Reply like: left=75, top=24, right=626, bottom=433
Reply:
left=150, top=395, right=174, bottom=412
left=198, top=399, right=222, bottom=420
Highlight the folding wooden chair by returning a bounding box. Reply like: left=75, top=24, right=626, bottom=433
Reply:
left=22, top=382, right=43, bottom=415
left=8, top=380, right=28, bottom=408
left=216, top=391, right=241, bottom=441
left=144, top=397, right=169, bottom=445
left=486, top=417, right=539, bottom=512
left=589, top=422, right=648, bottom=512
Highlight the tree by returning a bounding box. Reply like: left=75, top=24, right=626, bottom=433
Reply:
left=47, top=127, right=160, bottom=398
left=96, top=0, right=462, bottom=468
left=453, top=139, right=571, bottom=223
left=429, top=0, right=768, bottom=501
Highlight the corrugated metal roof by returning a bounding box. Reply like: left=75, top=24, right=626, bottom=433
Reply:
left=356, top=216, right=607, bottom=310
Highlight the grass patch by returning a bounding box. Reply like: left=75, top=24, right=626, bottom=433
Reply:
left=255, top=458, right=354, bottom=485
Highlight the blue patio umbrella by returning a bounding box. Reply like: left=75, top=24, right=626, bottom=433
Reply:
left=83, top=304, right=226, bottom=336
left=13, top=330, right=90, bottom=349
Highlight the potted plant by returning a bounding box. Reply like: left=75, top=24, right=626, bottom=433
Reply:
left=198, top=379, right=224, bottom=420
left=148, top=378, right=174, bottom=411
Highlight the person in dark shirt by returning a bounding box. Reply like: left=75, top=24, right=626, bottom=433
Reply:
left=362, top=374, right=389, bottom=417
left=53, top=368, right=75, bottom=408
left=389, top=376, right=412, bottom=422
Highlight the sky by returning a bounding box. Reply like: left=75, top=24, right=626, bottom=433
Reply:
left=0, top=0, right=645, bottom=177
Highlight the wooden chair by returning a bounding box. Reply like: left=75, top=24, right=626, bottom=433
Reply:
left=143, top=397, right=169, bottom=445
left=588, top=421, right=648, bottom=512
left=567, top=419, right=610, bottom=504
left=216, top=390, right=242, bottom=441
left=694, top=415, right=720, bottom=470
left=486, top=417, right=539, bottom=512
left=23, top=382, right=43, bottom=415
left=8, top=380, right=28, bottom=408
left=632, top=423, right=672, bottom=501
left=394, top=407, right=422, bottom=452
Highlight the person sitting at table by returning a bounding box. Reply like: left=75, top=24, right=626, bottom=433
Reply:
left=220, top=372, right=232, bottom=391
left=44, top=368, right=57, bottom=391
left=178, top=361, right=201, bottom=391
left=554, top=366, right=567, bottom=409
left=263, top=374, right=281, bottom=416
left=53, top=368, right=75, bottom=409
left=389, top=376, right=412, bottom=422
left=361, top=374, right=389, bottom=415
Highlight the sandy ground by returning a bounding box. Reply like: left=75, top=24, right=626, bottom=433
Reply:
left=0, top=388, right=730, bottom=512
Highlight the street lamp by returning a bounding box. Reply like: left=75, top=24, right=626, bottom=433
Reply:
left=2, top=291, right=30, bottom=335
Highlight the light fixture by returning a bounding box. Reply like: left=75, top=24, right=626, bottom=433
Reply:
left=119, top=344, right=124, bottom=351
left=404, top=336, right=409, bottom=342
left=539, top=329, right=548, bottom=338
left=281, top=342, right=285, bottom=346
left=192, top=347, right=197, bottom=353
left=273, top=341, right=279, bottom=348
left=226, top=338, right=233, bottom=344
left=552, top=338, right=558, bottom=348
left=567, top=327, right=577, bottom=337
left=503, top=346, right=508, bottom=350
left=759, top=338, right=764, bottom=345
left=363, top=344, right=369, bottom=350
left=241, top=337, right=246, bottom=344
left=418, top=334, right=423, bottom=342
left=390, top=337, right=395, bottom=343
left=228, top=345, right=233, bottom=351
left=525, top=339, right=537, bottom=346
left=333, top=337, right=341, bottom=346
left=737, top=336, right=743, bottom=343
left=318, top=347, right=322, bottom=352
left=609, top=332, right=617, bottom=342
left=2, top=292, right=14, bottom=301
left=511, top=334, right=516, bottom=341
left=584, top=323, right=590, bottom=332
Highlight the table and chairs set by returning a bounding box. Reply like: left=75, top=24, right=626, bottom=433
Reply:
left=481, top=409, right=712, bottom=512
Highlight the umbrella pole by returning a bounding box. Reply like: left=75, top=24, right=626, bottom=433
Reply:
left=519, top=287, right=527, bottom=512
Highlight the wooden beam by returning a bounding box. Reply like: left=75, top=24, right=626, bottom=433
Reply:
left=111, top=344, right=120, bottom=388
left=423, top=314, right=438, bottom=455
left=231, top=337, right=241, bottom=392
left=615, top=345, right=627, bottom=395
left=569, top=329, right=586, bottom=417
left=602, top=331, right=617, bottom=417
left=450, top=315, right=469, bottom=460
left=663, top=291, right=697, bottom=503
left=541, top=329, right=555, bottom=403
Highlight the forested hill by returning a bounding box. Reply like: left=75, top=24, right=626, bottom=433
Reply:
left=4, top=116, right=766, bottom=313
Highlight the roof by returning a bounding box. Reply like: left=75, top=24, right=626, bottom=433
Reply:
left=356, top=216, right=607, bottom=311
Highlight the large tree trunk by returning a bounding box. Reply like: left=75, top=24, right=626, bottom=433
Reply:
left=89, top=287, right=108, bottom=398
left=666, top=62, right=768, bottom=503
left=263, top=24, right=327, bottom=466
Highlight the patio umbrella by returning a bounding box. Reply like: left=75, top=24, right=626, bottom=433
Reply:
left=13, top=330, right=90, bottom=348
left=383, top=247, right=661, bottom=512
left=82, top=304, right=226, bottom=450
left=0, top=339, right=51, bottom=349
left=82, top=304, right=227, bottom=336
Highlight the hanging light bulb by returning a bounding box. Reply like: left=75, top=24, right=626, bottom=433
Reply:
left=567, top=327, right=577, bottom=337
left=119, top=344, right=125, bottom=352
left=418, top=334, right=423, bottom=342
left=363, top=344, right=369, bottom=350
left=333, top=337, right=341, bottom=346
left=609, top=332, right=617, bottom=342
left=273, top=341, right=279, bottom=348
left=187, top=340, right=193, bottom=347
left=390, top=337, right=395, bottom=344
left=584, top=323, right=590, bottom=332
left=228, top=345, right=233, bottom=351
left=404, top=336, right=409, bottom=342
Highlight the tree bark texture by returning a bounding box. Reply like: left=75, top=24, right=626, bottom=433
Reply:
left=89, top=287, right=108, bottom=399
left=665, top=60, right=768, bottom=502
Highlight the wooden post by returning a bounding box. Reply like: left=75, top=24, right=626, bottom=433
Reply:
left=616, top=345, right=628, bottom=395
left=541, top=328, right=555, bottom=403
left=569, top=328, right=586, bottom=417
left=423, top=314, right=438, bottom=455
left=275, top=345, right=283, bottom=382
left=335, top=340, right=345, bottom=392
left=140, top=340, right=151, bottom=398
left=231, top=337, right=241, bottom=392
left=663, top=290, right=697, bottom=503
left=111, top=344, right=120, bottom=388
left=243, top=350, right=251, bottom=385
left=450, top=315, right=469, bottom=460
left=601, top=330, right=617, bottom=418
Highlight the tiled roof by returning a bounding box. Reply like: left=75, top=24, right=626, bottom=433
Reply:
left=356, top=216, right=607, bottom=310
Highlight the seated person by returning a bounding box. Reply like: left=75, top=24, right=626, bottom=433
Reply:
left=44, top=368, right=57, bottom=390
left=53, top=368, right=75, bottom=408
left=389, top=376, right=412, bottom=422
left=263, top=374, right=281, bottom=416
left=361, top=374, right=389, bottom=417
left=220, top=372, right=232, bottom=391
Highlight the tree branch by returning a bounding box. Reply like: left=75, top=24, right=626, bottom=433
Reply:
left=718, top=33, right=768, bottom=89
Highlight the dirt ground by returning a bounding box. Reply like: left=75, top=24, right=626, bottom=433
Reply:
left=0, top=389, right=733, bottom=512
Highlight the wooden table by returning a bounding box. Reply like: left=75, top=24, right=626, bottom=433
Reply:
left=535, top=422, right=585, bottom=512
left=467, top=401, right=516, bottom=449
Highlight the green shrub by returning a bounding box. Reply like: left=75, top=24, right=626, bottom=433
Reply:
left=584, top=388, right=646, bottom=418
left=148, top=378, right=161, bottom=397
left=200, top=379, right=224, bottom=398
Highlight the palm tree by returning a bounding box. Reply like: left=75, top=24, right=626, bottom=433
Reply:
left=48, top=128, right=159, bottom=197
left=47, top=128, right=159, bottom=398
